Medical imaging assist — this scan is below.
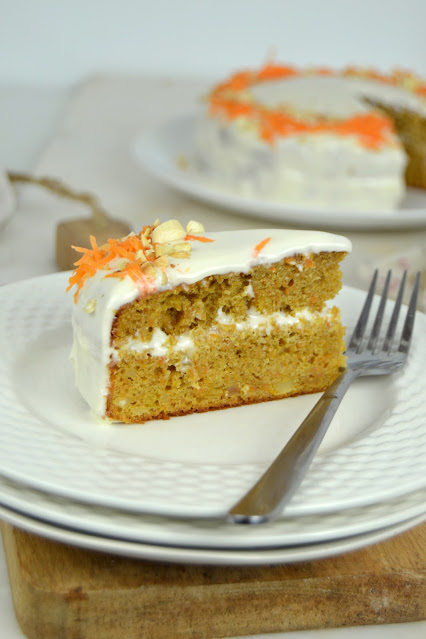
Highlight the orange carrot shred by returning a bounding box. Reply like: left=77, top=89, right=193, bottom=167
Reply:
left=253, top=237, right=271, bottom=257
left=185, top=235, right=214, bottom=242
left=89, top=235, right=99, bottom=251
left=68, top=224, right=215, bottom=302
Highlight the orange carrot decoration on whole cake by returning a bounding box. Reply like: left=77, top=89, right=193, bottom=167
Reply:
left=208, top=62, right=426, bottom=148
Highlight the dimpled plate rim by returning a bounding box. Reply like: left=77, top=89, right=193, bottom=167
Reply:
left=0, top=272, right=425, bottom=519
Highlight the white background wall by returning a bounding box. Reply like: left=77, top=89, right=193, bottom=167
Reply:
left=0, top=0, right=425, bottom=86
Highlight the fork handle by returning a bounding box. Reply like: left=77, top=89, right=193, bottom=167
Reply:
left=227, top=368, right=359, bottom=524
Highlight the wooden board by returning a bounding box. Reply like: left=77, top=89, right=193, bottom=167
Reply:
left=1, top=522, right=425, bottom=639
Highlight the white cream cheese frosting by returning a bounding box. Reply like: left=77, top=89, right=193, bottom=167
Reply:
left=195, top=120, right=406, bottom=211
left=250, top=75, right=426, bottom=118
left=70, top=227, right=351, bottom=417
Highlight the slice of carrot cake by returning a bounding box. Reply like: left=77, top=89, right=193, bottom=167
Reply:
left=68, top=220, right=351, bottom=423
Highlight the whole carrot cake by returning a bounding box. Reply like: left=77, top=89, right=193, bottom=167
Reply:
left=68, top=220, right=351, bottom=423
left=194, top=63, right=426, bottom=211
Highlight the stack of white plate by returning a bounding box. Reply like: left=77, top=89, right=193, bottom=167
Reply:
left=0, top=273, right=425, bottom=565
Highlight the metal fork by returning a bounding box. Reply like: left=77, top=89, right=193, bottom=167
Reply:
left=228, top=270, right=421, bottom=525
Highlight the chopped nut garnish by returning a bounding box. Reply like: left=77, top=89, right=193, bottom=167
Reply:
left=140, top=262, right=156, bottom=277
left=154, top=256, right=169, bottom=268
left=83, top=298, right=97, bottom=313
left=68, top=217, right=209, bottom=302
left=172, top=242, right=191, bottom=253
left=152, top=219, right=186, bottom=244
left=141, top=235, right=152, bottom=249
left=186, top=220, right=205, bottom=234
left=155, top=244, right=174, bottom=257
left=170, top=251, right=191, bottom=259
left=135, top=249, right=148, bottom=262
left=115, top=259, right=128, bottom=271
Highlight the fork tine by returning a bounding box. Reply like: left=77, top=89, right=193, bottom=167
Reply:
left=349, top=269, right=378, bottom=351
left=367, top=270, right=392, bottom=353
left=382, top=271, right=407, bottom=353
left=398, top=272, right=420, bottom=354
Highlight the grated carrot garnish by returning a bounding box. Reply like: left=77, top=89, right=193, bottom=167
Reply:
left=73, top=252, right=113, bottom=269
left=126, top=235, right=145, bottom=251
left=71, top=245, right=93, bottom=255
left=89, top=235, right=101, bottom=253
left=253, top=237, right=271, bottom=258
left=68, top=221, right=216, bottom=302
left=67, top=233, right=150, bottom=301
left=68, top=224, right=193, bottom=301
left=185, top=234, right=215, bottom=243
left=208, top=62, right=425, bottom=148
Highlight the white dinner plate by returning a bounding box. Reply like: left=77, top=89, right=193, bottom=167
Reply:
left=0, top=500, right=424, bottom=566
left=0, top=272, right=425, bottom=519
left=0, top=473, right=424, bottom=550
left=133, top=116, right=426, bottom=230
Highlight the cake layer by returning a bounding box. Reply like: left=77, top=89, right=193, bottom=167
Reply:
left=366, top=101, right=426, bottom=189
left=111, top=251, right=346, bottom=343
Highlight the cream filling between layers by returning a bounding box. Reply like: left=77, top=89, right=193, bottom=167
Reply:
left=214, top=306, right=333, bottom=332
left=124, top=330, right=196, bottom=359
left=119, top=306, right=335, bottom=357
